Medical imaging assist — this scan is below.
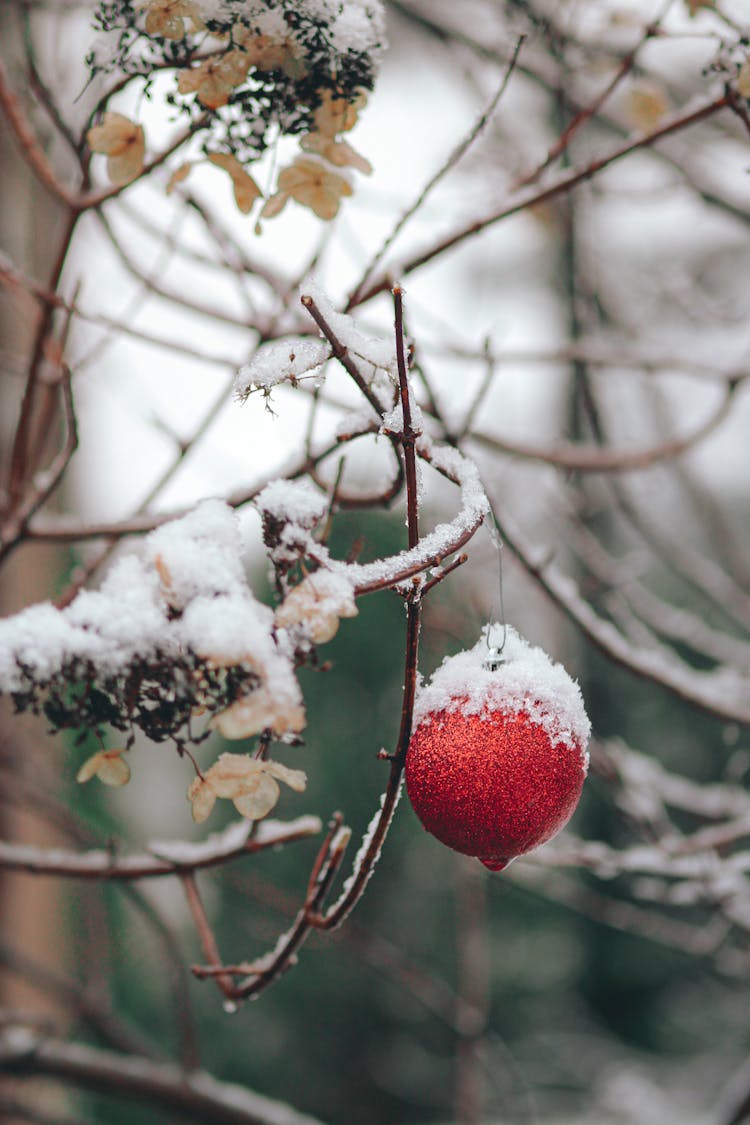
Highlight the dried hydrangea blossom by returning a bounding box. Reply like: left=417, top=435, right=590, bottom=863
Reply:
left=87, top=0, right=386, bottom=211
left=275, top=570, right=358, bottom=645
left=260, top=154, right=353, bottom=221
left=187, top=752, right=306, bottom=822
left=140, top=0, right=206, bottom=39
left=86, top=112, right=145, bottom=185
left=0, top=500, right=303, bottom=749
left=76, top=748, right=131, bottom=787
left=210, top=682, right=306, bottom=739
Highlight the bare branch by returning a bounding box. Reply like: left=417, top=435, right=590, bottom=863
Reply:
left=0, top=1027, right=325, bottom=1125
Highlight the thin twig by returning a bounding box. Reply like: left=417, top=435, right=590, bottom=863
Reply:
left=0, top=1027, right=326, bottom=1125
left=351, top=92, right=730, bottom=307
left=348, top=37, right=525, bottom=307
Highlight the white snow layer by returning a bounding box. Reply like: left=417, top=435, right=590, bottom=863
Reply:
left=413, top=627, right=591, bottom=764
left=254, top=477, right=328, bottom=527
left=194, top=1, right=387, bottom=60
left=0, top=500, right=295, bottom=701
left=235, top=337, right=330, bottom=397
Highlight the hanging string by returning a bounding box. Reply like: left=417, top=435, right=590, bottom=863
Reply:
left=484, top=506, right=507, bottom=671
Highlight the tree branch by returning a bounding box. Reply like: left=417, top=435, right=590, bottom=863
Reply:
left=0, top=1027, right=325, bottom=1125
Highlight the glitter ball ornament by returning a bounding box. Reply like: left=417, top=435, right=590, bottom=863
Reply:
left=406, top=628, right=591, bottom=871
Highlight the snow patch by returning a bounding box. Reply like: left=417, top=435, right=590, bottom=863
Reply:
left=413, top=627, right=591, bottom=765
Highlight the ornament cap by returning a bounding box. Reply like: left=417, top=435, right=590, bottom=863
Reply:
left=483, top=646, right=505, bottom=672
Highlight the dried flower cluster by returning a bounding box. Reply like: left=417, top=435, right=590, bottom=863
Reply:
left=0, top=493, right=352, bottom=751
left=86, top=0, right=385, bottom=216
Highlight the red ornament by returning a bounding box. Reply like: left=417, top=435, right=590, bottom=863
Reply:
left=405, top=629, right=590, bottom=871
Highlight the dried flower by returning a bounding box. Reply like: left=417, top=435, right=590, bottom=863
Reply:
left=234, top=27, right=304, bottom=77
left=738, top=58, right=750, bottom=98
left=685, top=0, right=713, bottom=13
left=275, top=570, right=358, bottom=644
left=139, top=0, right=205, bottom=39
left=261, top=155, right=353, bottom=221
left=77, top=749, right=131, bottom=787
left=625, top=84, right=669, bottom=131
left=300, top=133, right=372, bottom=175
left=187, top=752, right=306, bottom=823
left=211, top=684, right=306, bottom=739
left=177, top=49, right=250, bottom=109
left=313, top=89, right=367, bottom=137
left=207, top=153, right=262, bottom=212
left=166, top=162, right=193, bottom=193
left=87, top=112, right=145, bottom=186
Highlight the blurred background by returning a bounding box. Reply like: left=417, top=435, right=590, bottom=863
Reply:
left=2, top=0, right=750, bottom=1121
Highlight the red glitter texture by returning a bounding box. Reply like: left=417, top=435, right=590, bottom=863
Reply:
left=405, top=703, right=586, bottom=871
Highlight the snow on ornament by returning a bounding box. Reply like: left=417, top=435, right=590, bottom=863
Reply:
left=405, top=628, right=591, bottom=871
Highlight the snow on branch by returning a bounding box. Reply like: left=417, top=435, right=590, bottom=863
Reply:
left=0, top=816, right=322, bottom=880
left=0, top=500, right=304, bottom=747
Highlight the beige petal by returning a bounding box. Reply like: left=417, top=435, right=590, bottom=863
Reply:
left=142, top=0, right=206, bottom=38
left=208, top=153, right=262, bottom=213
left=188, top=776, right=216, bottom=823
left=276, top=160, right=316, bottom=192
left=738, top=59, right=750, bottom=98
left=76, top=752, right=102, bottom=783
left=232, top=773, right=280, bottom=820
left=302, top=134, right=372, bottom=175
left=108, top=143, right=145, bottom=186
left=97, top=754, right=132, bottom=787
left=166, top=162, right=193, bottom=194
left=179, top=50, right=250, bottom=109
left=146, top=10, right=184, bottom=38
left=87, top=112, right=139, bottom=156
left=292, top=183, right=344, bottom=221
left=264, top=760, right=307, bottom=793
left=208, top=752, right=264, bottom=798
left=259, top=191, right=289, bottom=220
left=313, top=90, right=365, bottom=137
left=211, top=695, right=273, bottom=739
left=77, top=749, right=130, bottom=787
left=626, top=85, right=669, bottom=132
left=308, top=610, right=340, bottom=643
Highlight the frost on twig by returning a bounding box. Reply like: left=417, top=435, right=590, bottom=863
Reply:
left=235, top=337, right=330, bottom=403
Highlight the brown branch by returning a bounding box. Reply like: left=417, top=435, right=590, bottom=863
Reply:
left=182, top=872, right=237, bottom=1001
left=76, top=115, right=211, bottom=212
left=0, top=1026, right=326, bottom=1125
left=0, top=57, right=78, bottom=208
left=0, top=253, right=240, bottom=367
left=0, top=817, right=322, bottom=881
left=469, top=377, right=741, bottom=473
left=94, top=207, right=255, bottom=329
left=348, top=37, right=525, bottom=307
left=493, top=497, right=750, bottom=726
left=511, top=10, right=666, bottom=191
left=4, top=209, right=78, bottom=513
left=0, top=364, right=78, bottom=560
left=352, top=92, right=730, bottom=307
left=393, top=286, right=419, bottom=545
left=307, top=578, right=422, bottom=932
left=300, top=293, right=386, bottom=416
left=193, top=814, right=351, bottom=998
left=0, top=939, right=160, bottom=1061
left=193, top=299, right=431, bottom=994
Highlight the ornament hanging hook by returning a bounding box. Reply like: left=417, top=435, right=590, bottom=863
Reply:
left=484, top=507, right=507, bottom=671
